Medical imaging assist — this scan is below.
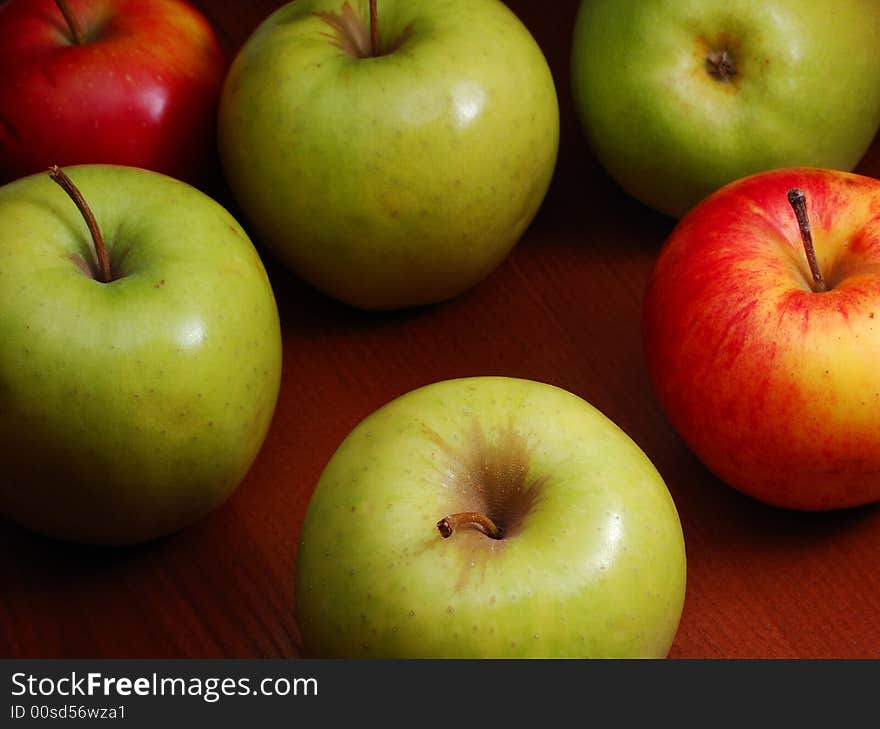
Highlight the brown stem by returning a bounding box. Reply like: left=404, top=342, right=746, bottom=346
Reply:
left=787, top=188, right=827, bottom=293
left=437, top=512, right=504, bottom=540
left=369, top=0, right=379, bottom=56
left=48, top=166, right=112, bottom=283
left=54, top=0, right=84, bottom=45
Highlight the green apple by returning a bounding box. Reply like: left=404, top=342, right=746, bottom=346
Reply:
left=571, top=0, right=880, bottom=218
left=218, top=0, right=559, bottom=310
left=0, top=165, right=282, bottom=545
left=296, top=377, right=686, bottom=658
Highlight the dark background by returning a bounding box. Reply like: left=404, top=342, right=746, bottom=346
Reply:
left=2, top=0, right=880, bottom=659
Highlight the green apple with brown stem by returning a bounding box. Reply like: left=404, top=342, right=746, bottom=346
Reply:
left=0, top=165, right=282, bottom=544
left=295, top=377, right=687, bottom=658
left=218, top=0, right=559, bottom=310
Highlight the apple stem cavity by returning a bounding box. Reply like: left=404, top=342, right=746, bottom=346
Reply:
left=787, top=188, right=827, bottom=293
left=369, top=0, right=380, bottom=57
left=437, top=512, right=504, bottom=540
left=54, top=0, right=84, bottom=46
left=706, top=49, right=736, bottom=82
left=48, top=166, right=112, bottom=284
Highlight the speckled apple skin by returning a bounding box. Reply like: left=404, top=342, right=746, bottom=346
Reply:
left=0, top=165, right=282, bottom=544
left=218, top=0, right=559, bottom=311
left=296, top=377, right=686, bottom=658
left=643, top=167, right=880, bottom=510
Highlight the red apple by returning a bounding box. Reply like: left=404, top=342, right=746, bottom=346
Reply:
left=0, top=0, right=226, bottom=185
left=643, top=167, right=880, bottom=511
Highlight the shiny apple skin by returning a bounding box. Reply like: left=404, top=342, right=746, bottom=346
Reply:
left=218, top=0, right=559, bottom=311
left=0, top=165, right=282, bottom=544
left=570, top=0, right=880, bottom=219
left=643, top=167, right=880, bottom=510
left=296, top=377, right=686, bottom=658
left=0, top=0, right=226, bottom=185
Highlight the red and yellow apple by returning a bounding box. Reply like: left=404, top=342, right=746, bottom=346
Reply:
left=0, top=0, right=226, bottom=186
left=643, top=167, right=880, bottom=510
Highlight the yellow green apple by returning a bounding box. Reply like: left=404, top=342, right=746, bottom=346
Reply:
left=571, top=0, right=880, bottom=218
left=296, top=377, right=687, bottom=657
left=218, top=0, right=559, bottom=310
left=0, top=165, right=282, bottom=544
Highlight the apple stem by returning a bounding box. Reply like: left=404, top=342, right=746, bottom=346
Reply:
left=48, top=166, right=112, bottom=284
left=54, top=0, right=84, bottom=45
left=787, top=188, right=827, bottom=293
left=369, top=0, right=379, bottom=56
left=437, top=512, right=504, bottom=540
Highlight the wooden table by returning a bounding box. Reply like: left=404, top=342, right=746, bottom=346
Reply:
left=3, top=0, right=880, bottom=660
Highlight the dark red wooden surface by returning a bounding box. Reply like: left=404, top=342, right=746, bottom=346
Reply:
left=2, top=0, right=880, bottom=659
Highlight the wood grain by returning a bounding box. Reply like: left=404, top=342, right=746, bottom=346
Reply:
left=2, top=0, right=880, bottom=659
